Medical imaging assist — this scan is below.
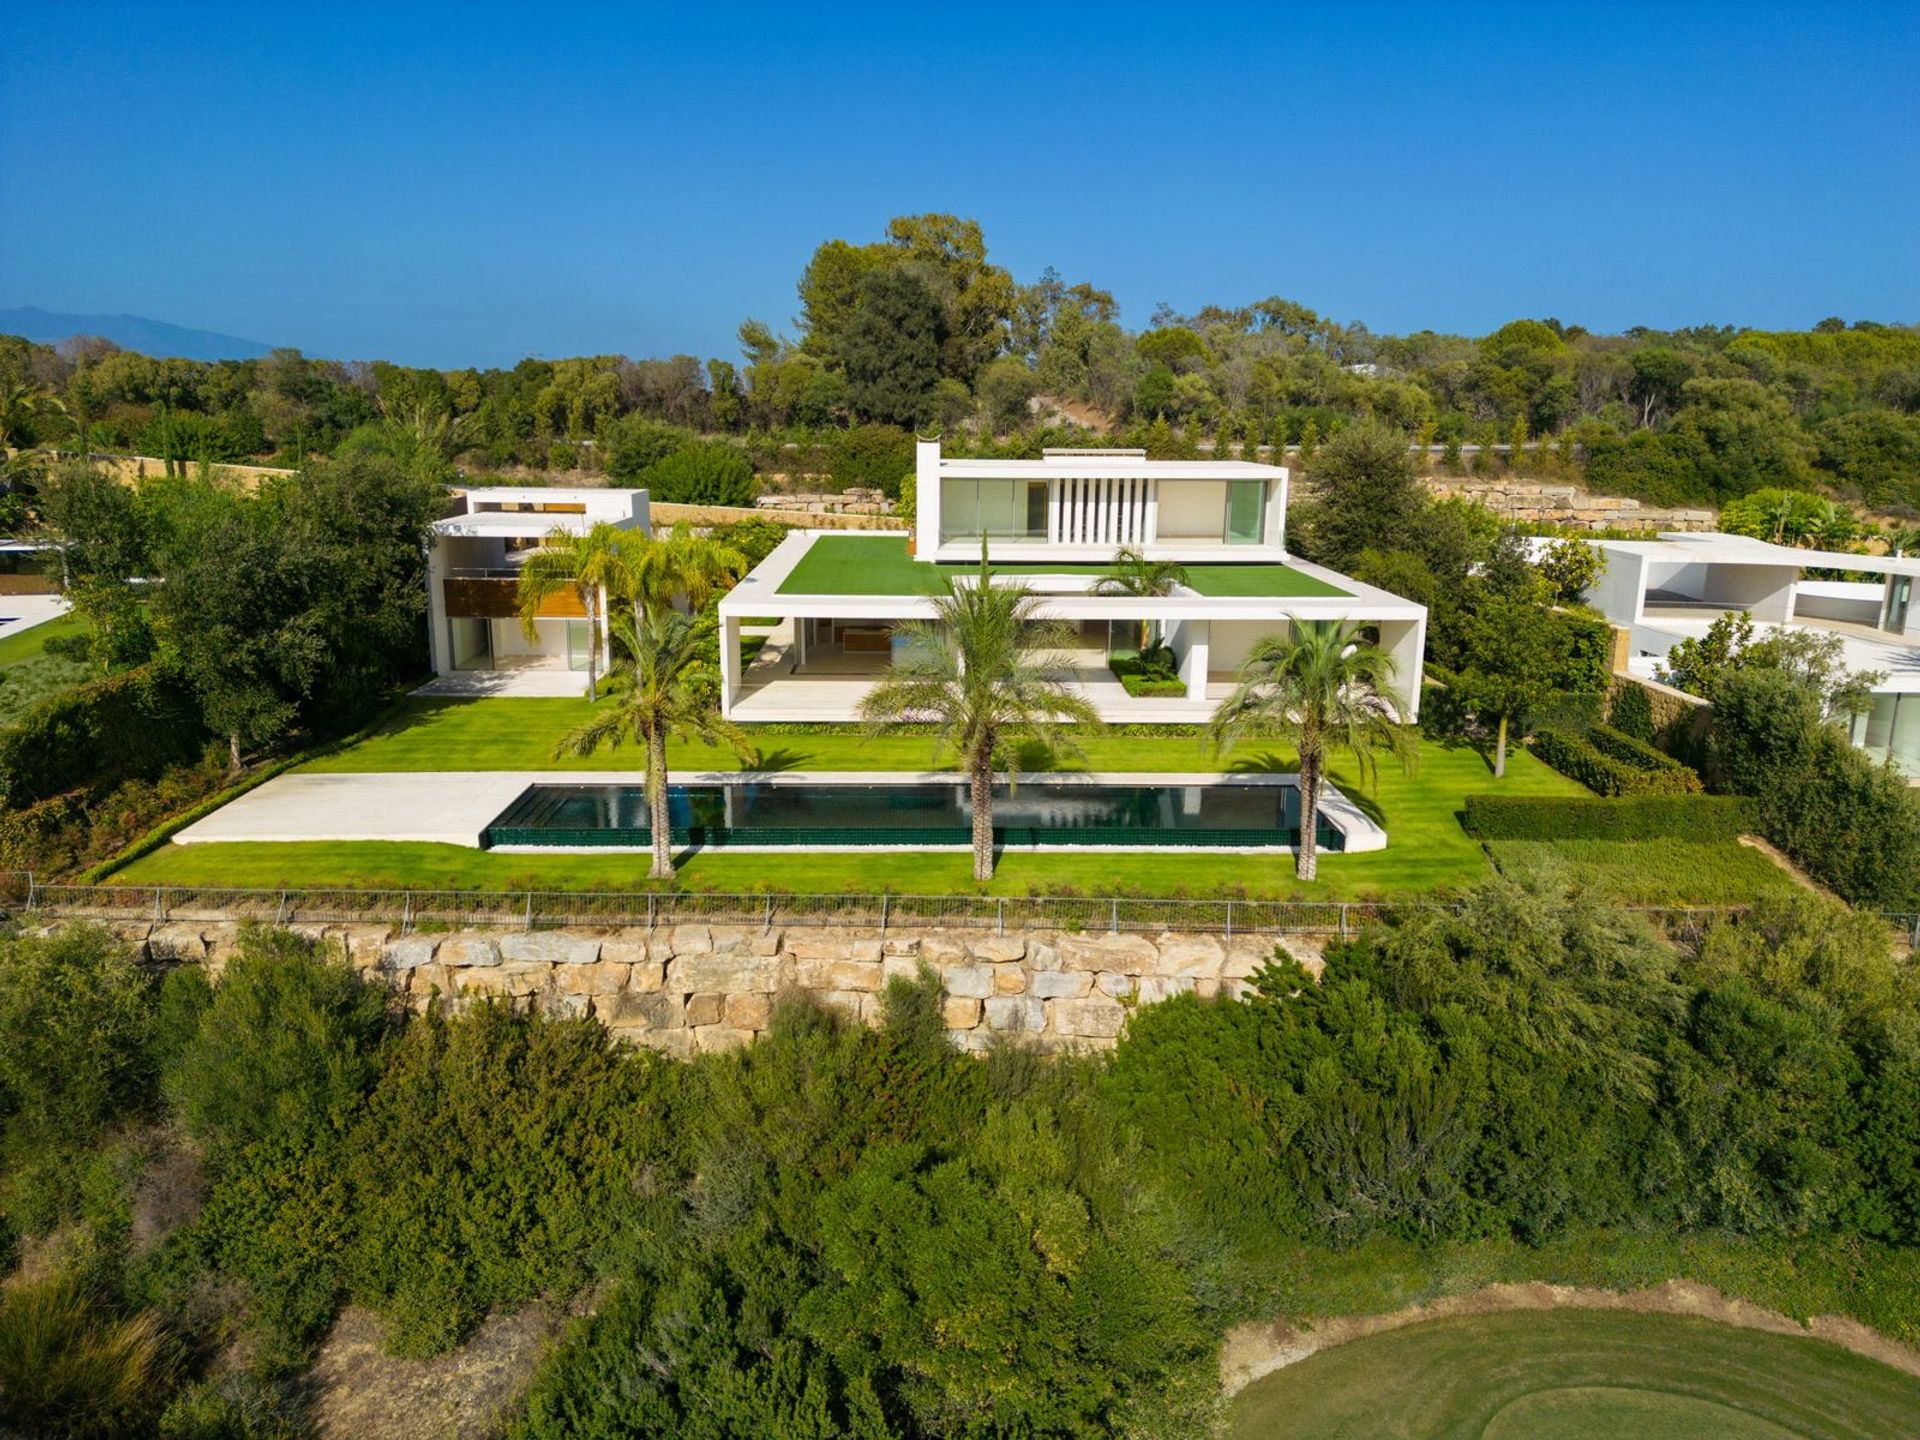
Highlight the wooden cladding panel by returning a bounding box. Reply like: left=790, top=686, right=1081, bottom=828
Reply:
left=442, top=578, right=586, bottom=619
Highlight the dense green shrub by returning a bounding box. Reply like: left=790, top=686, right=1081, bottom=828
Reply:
left=1108, top=647, right=1187, bottom=697
left=0, top=926, right=155, bottom=1230
left=0, top=663, right=211, bottom=808
left=1531, top=725, right=1702, bottom=797
left=1587, top=723, right=1704, bottom=791
left=341, top=1002, right=672, bottom=1355
left=165, top=928, right=388, bottom=1157
left=827, top=422, right=914, bottom=498
left=1461, top=793, right=1748, bottom=841
left=1608, top=682, right=1656, bottom=742
left=641, top=442, right=756, bottom=506
left=1708, top=668, right=1920, bottom=910
left=702, top=515, right=789, bottom=568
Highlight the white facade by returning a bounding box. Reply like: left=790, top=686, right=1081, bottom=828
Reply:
left=424, top=487, right=649, bottom=688
left=718, top=443, right=1427, bottom=727
left=915, top=441, right=1290, bottom=563
left=1578, top=531, right=1920, bottom=776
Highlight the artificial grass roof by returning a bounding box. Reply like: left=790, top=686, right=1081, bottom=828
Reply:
left=775, top=534, right=1348, bottom=599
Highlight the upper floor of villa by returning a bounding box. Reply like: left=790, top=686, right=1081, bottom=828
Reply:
left=912, top=439, right=1290, bottom=564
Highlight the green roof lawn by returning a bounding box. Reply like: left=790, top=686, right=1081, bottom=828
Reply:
left=775, top=534, right=1347, bottom=599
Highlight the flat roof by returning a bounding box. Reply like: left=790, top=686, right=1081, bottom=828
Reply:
left=935, top=456, right=1286, bottom=481
left=1600, top=531, right=1920, bottom=579
left=430, top=513, right=643, bottom=539
left=771, top=533, right=1347, bottom=599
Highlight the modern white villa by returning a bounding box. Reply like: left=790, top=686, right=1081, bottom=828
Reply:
left=1579, top=531, right=1920, bottom=775
left=715, top=441, right=1427, bottom=723
left=422, top=486, right=649, bottom=695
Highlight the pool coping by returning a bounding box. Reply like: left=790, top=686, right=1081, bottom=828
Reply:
left=172, top=769, right=1387, bottom=853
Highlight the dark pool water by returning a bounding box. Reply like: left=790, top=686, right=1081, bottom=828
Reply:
left=482, top=780, right=1339, bottom=850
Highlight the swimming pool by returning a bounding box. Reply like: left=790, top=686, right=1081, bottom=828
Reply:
left=481, top=776, right=1346, bottom=852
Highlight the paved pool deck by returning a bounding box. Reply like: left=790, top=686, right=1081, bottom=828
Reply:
left=173, top=770, right=1388, bottom=852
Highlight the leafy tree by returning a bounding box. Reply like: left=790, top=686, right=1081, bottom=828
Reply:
left=515, top=521, right=629, bottom=699
left=826, top=423, right=913, bottom=499
left=640, top=441, right=755, bottom=506
left=1209, top=619, right=1413, bottom=880
left=1538, top=536, right=1602, bottom=603
left=1304, top=421, right=1427, bottom=570
left=602, top=416, right=690, bottom=484
left=858, top=551, right=1097, bottom=881
left=1449, top=590, right=1563, bottom=777
left=554, top=608, right=750, bottom=879
left=840, top=267, right=947, bottom=429
left=1659, top=610, right=1882, bottom=718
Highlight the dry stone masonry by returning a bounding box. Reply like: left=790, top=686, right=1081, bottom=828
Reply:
left=102, top=920, right=1305, bottom=1057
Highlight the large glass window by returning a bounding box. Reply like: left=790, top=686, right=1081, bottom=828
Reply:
left=566, top=620, right=595, bottom=672
left=1885, top=576, right=1912, bottom=633
left=1224, top=479, right=1264, bottom=544
left=940, top=480, right=1049, bottom=543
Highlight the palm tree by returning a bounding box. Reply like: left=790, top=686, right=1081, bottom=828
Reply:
left=859, top=550, right=1099, bottom=882
left=554, top=608, right=751, bottom=880
left=515, top=521, right=628, bottom=699
left=1093, top=546, right=1190, bottom=652
left=617, top=523, right=748, bottom=624
left=1208, top=619, right=1414, bottom=882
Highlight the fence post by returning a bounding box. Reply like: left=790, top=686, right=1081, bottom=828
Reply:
left=881, top=893, right=890, bottom=933
left=23, top=871, right=34, bottom=911
left=1225, top=899, right=1233, bottom=941
left=275, top=890, right=287, bottom=926
left=1110, top=898, right=1119, bottom=935
left=997, top=898, right=1005, bottom=936
left=152, top=888, right=163, bottom=925
left=401, top=893, right=413, bottom=935
left=1339, top=903, right=1349, bottom=941
left=523, top=891, right=534, bottom=931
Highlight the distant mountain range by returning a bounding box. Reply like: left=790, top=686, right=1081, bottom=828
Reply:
left=0, top=306, right=274, bottom=362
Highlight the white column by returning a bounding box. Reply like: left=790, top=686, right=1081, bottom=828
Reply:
left=1180, top=619, right=1210, bottom=700
left=596, top=583, right=612, bottom=671
left=1380, top=618, right=1425, bottom=723
left=425, top=542, right=450, bottom=675
left=914, top=439, right=941, bottom=557
left=720, top=613, right=742, bottom=716
left=1145, top=479, right=1159, bottom=547
left=1048, top=478, right=1061, bottom=544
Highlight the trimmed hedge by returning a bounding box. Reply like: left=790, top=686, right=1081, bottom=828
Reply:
left=0, top=663, right=211, bottom=808
left=1531, top=725, right=1703, bottom=797
left=1462, top=793, right=1750, bottom=842
left=1588, top=724, right=1704, bottom=792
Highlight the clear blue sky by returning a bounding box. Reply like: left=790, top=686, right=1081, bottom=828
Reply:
left=3, top=2, right=1915, bottom=368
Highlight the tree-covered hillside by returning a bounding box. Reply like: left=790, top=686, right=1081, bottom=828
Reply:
left=3, top=212, right=1917, bottom=512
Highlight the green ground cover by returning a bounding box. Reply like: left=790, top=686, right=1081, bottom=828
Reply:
left=1227, top=1310, right=1920, bottom=1439
left=1485, top=835, right=1805, bottom=906
left=0, top=613, right=91, bottom=727
left=775, top=533, right=1347, bottom=598
left=107, top=701, right=1590, bottom=895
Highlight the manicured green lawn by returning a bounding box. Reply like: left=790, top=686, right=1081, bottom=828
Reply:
left=0, top=613, right=91, bottom=727
left=1227, top=1310, right=1920, bottom=1439
left=114, top=702, right=1585, bottom=896
left=1485, top=836, right=1805, bottom=906
left=775, top=533, right=1347, bottom=598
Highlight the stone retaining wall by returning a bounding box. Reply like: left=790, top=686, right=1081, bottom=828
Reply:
left=100, top=920, right=1300, bottom=1058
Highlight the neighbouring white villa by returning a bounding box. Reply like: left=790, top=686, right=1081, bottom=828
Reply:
left=1579, top=531, right=1920, bottom=775
left=715, top=441, right=1428, bottom=723
left=422, top=486, right=649, bottom=695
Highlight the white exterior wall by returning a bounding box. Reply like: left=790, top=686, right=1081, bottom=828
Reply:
left=1587, top=548, right=1646, bottom=625
left=1700, top=563, right=1796, bottom=621
left=1207, top=618, right=1287, bottom=675
left=1155, top=482, right=1227, bottom=539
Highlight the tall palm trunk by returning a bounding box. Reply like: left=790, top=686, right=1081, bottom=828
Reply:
left=1295, top=738, right=1321, bottom=882
left=581, top=587, right=600, bottom=700
left=969, top=757, right=994, bottom=883
left=1493, top=713, right=1509, bottom=779
left=647, top=728, right=673, bottom=880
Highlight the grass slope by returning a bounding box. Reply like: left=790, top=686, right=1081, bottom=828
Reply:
left=0, top=613, right=90, bottom=726
left=1485, top=836, right=1805, bottom=906
left=1228, top=1310, right=1920, bottom=1440
left=112, top=704, right=1585, bottom=895
left=776, top=534, right=1346, bottom=598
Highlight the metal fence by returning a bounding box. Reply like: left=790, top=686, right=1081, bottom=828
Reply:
left=11, top=872, right=1914, bottom=948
